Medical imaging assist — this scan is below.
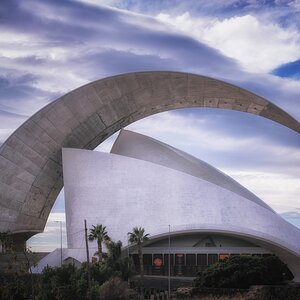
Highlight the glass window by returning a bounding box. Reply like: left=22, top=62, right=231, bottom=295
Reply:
left=186, top=254, right=196, bottom=266
left=132, top=254, right=140, bottom=269
left=143, top=254, right=152, bottom=265
left=175, top=253, right=185, bottom=276
left=197, top=254, right=207, bottom=267
left=208, top=254, right=218, bottom=265
left=175, top=253, right=185, bottom=266
left=163, top=254, right=174, bottom=266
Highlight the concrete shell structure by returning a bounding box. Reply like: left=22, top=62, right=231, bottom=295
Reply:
left=62, top=130, right=300, bottom=281
left=0, top=71, right=300, bottom=248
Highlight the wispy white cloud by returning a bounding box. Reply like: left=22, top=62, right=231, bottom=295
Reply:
left=157, top=13, right=300, bottom=73
left=126, top=111, right=300, bottom=168
left=225, top=170, right=300, bottom=213
left=27, top=212, right=67, bottom=252
left=289, top=0, right=300, bottom=10
left=47, top=212, right=66, bottom=223
left=0, top=110, right=27, bottom=143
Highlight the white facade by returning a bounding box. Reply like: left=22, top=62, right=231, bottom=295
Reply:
left=35, top=130, right=300, bottom=280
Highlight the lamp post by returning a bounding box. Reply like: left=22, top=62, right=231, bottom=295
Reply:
left=55, top=221, right=63, bottom=267
left=84, top=219, right=92, bottom=300
left=168, top=224, right=171, bottom=299
left=127, top=233, right=130, bottom=287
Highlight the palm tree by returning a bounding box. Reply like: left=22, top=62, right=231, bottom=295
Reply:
left=128, top=226, right=149, bottom=278
left=88, top=224, right=110, bottom=262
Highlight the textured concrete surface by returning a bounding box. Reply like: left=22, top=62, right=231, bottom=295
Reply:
left=0, top=71, right=299, bottom=240
left=112, top=130, right=275, bottom=212
left=62, top=131, right=300, bottom=281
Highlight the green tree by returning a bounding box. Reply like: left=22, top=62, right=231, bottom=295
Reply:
left=106, top=240, right=122, bottom=263
left=194, top=255, right=293, bottom=289
left=88, top=224, right=110, bottom=262
left=37, top=264, right=78, bottom=300
left=128, top=227, right=149, bottom=279
left=22, top=246, right=37, bottom=300
left=106, top=240, right=133, bottom=281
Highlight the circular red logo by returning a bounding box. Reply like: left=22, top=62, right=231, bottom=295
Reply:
left=153, top=258, right=163, bottom=267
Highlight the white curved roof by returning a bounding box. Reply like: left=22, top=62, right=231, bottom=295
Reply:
left=111, top=130, right=274, bottom=212
left=61, top=131, right=300, bottom=281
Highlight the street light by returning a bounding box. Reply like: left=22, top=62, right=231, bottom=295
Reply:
left=127, top=233, right=130, bottom=287
left=54, top=221, right=63, bottom=267
left=168, top=224, right=171, bottom=299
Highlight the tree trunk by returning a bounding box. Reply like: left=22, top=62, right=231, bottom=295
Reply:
left=23, top=248, right=35, bottom=300
left=138, top=245, right=143, bottom=278
left=138, top=245, right=144, bottom=300
left=98, top=241, right=102, bottom=262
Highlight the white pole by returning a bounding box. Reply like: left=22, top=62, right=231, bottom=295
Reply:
left=84, top=219, right=92, bottom=300
left=127, top=233, right=130, bottom=287
left=60, top=221, right=62, bottom=267
left=55, top=221, right=63, bottom=267
left=168, top=224, right=171, bottom=298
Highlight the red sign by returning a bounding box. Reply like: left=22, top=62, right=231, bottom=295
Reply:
left=153, top=257, right=163, bottom=267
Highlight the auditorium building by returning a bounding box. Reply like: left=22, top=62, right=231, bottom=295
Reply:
left=34, top=130, right=300, bottom=280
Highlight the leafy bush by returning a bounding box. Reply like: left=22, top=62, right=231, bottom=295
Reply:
left=194, top=255, right=293, bottom=289
left=38, top=257, right=131, bottom=299
left=0, top=273, right=34, bottom=300
left=99, top=277, right=129, bottom=300
left=37, top=264, right=78, bottom=300
left=105, top=240, right=135, bottom=280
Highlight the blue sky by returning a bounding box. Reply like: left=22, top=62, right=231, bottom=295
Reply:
left=273, top=59, right=300, bottom=79
left=0, top=0, right=299, bottom=251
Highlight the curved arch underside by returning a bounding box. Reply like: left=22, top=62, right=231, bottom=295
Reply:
left=147, top=228, right=300, bottom=281
left=0, top=71, right=299, bottom=236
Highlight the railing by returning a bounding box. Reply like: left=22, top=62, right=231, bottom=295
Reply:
left=143, top=265, right=203, bottom=277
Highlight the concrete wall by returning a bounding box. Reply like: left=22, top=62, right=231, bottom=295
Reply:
left=112, top=130, right=274, bottom=211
